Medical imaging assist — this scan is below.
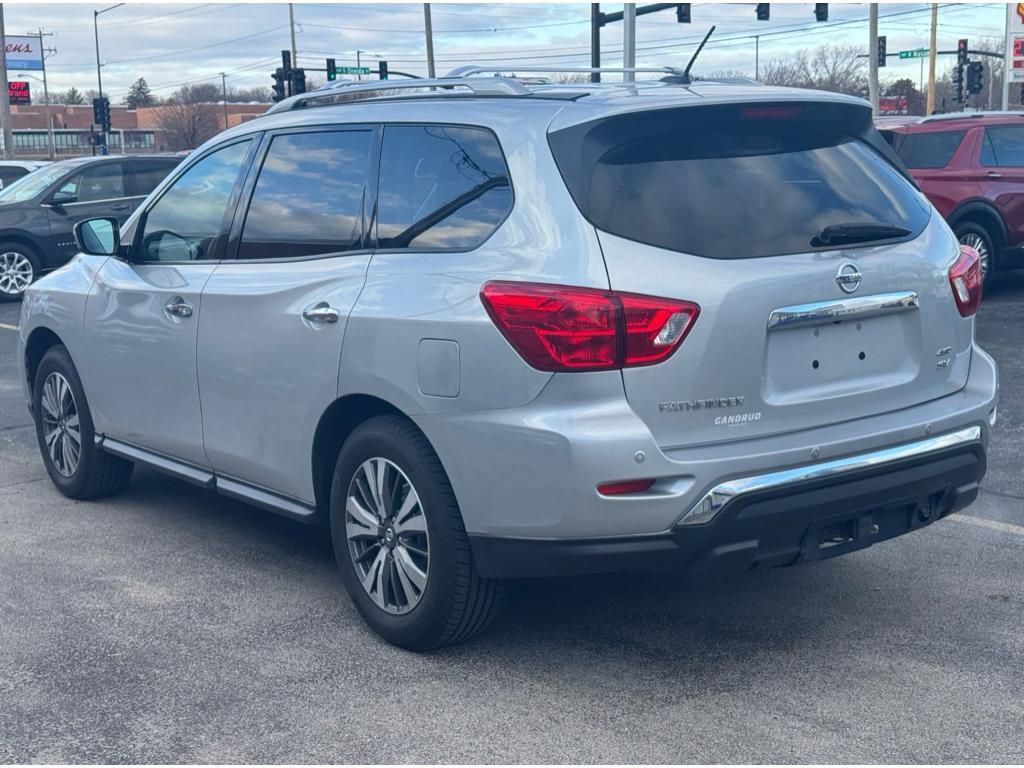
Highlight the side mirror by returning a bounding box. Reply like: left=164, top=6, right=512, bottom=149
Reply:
left=74, top=217, right=121, bottom=256
left=49, top=190, right=78, bottom=206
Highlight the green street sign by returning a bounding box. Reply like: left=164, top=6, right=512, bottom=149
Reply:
left=337, top=66, right=371, bottom=75
left=899, top=48, right=929, bottom=59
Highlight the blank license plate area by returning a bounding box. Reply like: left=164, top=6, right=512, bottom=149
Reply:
left=763, top=314, right=918, bottom=405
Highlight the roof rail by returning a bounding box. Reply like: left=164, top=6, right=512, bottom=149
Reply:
left=265, top=76, right=532, bottom=114
left=920, top=110, right=1024, bottom=122
left=446, top=65, right=686, bottom=78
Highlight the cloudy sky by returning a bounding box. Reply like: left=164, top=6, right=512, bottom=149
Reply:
left=3, top=1, right=1006, bottom=102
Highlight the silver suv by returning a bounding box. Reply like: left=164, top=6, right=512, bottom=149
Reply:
left=17, top=70, right=998, bottom=650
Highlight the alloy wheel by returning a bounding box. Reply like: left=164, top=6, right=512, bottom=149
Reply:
left=959, top=232, right=990, bottom=282
left=0, top=251, right=33, bottom=296
left=40, top=372, right=81, bottom=478
left=346, top=457, right=430, bottom=615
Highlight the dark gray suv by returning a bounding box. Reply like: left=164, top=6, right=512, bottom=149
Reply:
left=0, top=154, right=181, bottom=300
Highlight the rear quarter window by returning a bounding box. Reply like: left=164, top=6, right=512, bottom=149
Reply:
left=549, top=102, right=930, bottom=260
left=376, top=125, right=512, bottom=251
left=896, top=130, right=965, bottom=168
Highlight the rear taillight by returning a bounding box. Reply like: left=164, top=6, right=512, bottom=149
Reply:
left=948, top=244, right=982, bottom=317
left=480, top=281, right=699, bottom=372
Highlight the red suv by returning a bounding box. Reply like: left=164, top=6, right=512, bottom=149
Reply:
left=878, top=112, right=1024, bottom=283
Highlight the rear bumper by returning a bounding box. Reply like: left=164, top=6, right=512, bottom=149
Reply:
left=470, top=429, right=985, bottom=578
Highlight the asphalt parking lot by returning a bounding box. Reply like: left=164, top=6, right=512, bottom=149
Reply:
left=1, top=275, right=1022, bottom=763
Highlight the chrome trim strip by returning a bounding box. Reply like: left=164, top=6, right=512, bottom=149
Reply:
left=767, top=291, right=919, bottom=330
left=676, top=426, right=982, bottom=527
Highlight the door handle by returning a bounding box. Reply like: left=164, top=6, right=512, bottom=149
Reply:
left=986, top=171, right=1003, bottom=179
left=164, top=297, right=193, bottom=319
left=302, top=302, right=340, bottom=325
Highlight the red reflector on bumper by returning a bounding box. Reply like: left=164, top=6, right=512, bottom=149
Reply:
left=597, top=479, right=655, bottom=496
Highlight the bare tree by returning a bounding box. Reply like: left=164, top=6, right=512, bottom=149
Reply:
left=759, top=44, right=866, bottom=97
left=155, top=84, right=221, bottom=151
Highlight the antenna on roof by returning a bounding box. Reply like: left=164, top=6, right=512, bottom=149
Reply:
left=678, top=25, right=715, bottom=85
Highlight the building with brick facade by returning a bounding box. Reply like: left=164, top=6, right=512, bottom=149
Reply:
left=7, top=102, right=269, bottom=159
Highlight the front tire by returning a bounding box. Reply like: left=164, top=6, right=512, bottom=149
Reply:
left=33, top=345, right=134, bottom=499
left=955, top=222, right=996, bottom=286
left=0, top=243, right=41, bottom=302
left=330, top=415, right=502, bottom=651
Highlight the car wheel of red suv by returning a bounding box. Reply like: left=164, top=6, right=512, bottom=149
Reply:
left=955, top=223, right=995, bottom=286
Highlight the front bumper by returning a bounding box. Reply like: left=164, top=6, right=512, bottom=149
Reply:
left=469, top=425, right=985, bottom=578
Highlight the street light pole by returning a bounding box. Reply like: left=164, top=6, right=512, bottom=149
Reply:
left=220, top=72, right=228, bottom=129
left=93, top=4, right=123, bottom=153
left=31, top=28, right=56, bottom=160
left=423, top=4, right=435, bottom=78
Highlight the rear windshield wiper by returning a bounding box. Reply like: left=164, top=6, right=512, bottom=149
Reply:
left=812, top=222, right=911, bottom=248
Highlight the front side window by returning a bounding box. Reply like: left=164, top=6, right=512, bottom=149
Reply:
left=897, top=130, right=965, bottom=169
left=58, top=163, right=125, bottom=202
left=982, top=125, right=1024, bottom=166
left=377, top=125, right=512, bottom=250
left=138, top=140, right=251, bottom=262
left=237, top=129, right=373, bottom=260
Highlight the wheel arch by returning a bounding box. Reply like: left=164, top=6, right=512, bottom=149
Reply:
left=24, top=326, right=67, bottom=400
left=0, top=232, right=44, bottom=261
left=947, top=199, right=1007, bottom=250
left=311, top=393, right=418, bottom=517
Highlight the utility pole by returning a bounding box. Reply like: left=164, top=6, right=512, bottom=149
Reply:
left=590, top=3, right=601, bottom=82
left=423, top=3, right=435, bottom=78
left=288, top=3, right=297, bottom=72
left=926, top=3, right=937, bottom=115
left=623, top=3, right=636, bottom=82
left=868, top=3, right=879, bottom=115
left=0, top=5, right=13, bottom=160
left=220, top=72, right=228, bottom=129
left=356, top=50, right=363, bottom=81
left=33, top=27, right=56, bottom=160
left=754, top=35, right=759, bottom=80
left=1002, top=2, right=1012, bottom=110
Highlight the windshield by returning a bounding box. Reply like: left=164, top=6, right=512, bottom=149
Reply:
left=0, top=163, right=72, bottom=203
left=549, top=102, right=929, bottom=260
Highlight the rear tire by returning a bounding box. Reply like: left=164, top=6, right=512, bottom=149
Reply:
left=33, top=345, right=134, bottom=499
left=954, top=221, right=996, bottom=287
left=330, top=415, right=502, bottom=651
left=0, top=243, right=41, bottom=302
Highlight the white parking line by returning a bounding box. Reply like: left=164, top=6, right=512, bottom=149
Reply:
left=949, top=513, right=1024, bottom=537
left=0, top=322, right=18, bottom=331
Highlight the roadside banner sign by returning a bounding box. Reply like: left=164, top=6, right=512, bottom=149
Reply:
left=4, top=36, right=44, bottom=71
left=7, top=81, right=30, bottom=105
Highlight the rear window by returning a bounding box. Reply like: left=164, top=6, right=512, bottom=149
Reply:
left=982, top=124, right=1024, bottom=166
left=549, top=102, right=930, bottom=260
left=896, top=130, right=965, bottom=168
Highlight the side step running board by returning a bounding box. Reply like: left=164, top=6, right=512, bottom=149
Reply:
left=96, top=435, right=317, bottom=523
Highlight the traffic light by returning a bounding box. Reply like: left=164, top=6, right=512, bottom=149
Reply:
left=877, top=36, right=887, bottom=67
left=326, top=58, right=337, bottom=81
left=814, top=3, right=828, bottom=22
left=953, top=64, right=965, bottom=103
left=271, top=68, right=287, bottom=102
left=378, top=60, right=389, bottom=80
left=966, top=61, right=984, bottom=95
left=290, top=67, right=306, bottom=96
left=756, top=3, right=769, bottom=21
left=92, top=96, right=110, bottom=132
left=677, top=3, right=691, bottom=23
left=957, top=39, right=969, bottom=66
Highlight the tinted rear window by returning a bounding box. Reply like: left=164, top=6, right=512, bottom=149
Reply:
left=982, top=124, right=1024, bottom=166
left=549, top=102, right=930, bottom=260
left=896, top=130, right=964, bottom=168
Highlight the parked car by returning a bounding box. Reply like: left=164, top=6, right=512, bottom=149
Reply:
left=878, top=111, right=1024, bottom=284
left=0, top=154, right=181, bottom=300
left=0, top=160, right=48, bottom=190
left=18, top=76, right=997, bottom=650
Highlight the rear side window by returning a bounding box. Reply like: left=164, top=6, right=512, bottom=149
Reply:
left=982, top=125, right=1024, bottom=166
left=130, top=160, right=178, bottom=197
left=0, top=167, right=26, bottom=188
left=549, top=102, right=930, bottom=260
left=896, top=130, right=965, bottom=168
left=238, top=129, right=373, bottom=260
left=377, top=125, right=512, bottom=250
